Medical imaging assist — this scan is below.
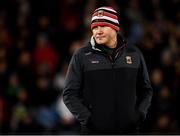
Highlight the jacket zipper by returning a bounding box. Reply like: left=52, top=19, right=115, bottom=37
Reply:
left=112, top=61, right=119, bottom=130
left=107, top=54, right=118, bottom=129
left=92, top=43, right=126, bottom=130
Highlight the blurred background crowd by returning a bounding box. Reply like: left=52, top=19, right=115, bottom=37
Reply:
left=0, top=0, right=179, bottom=134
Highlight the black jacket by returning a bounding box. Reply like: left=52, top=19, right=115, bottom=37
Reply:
left=63, top=34, right=153, bottom=133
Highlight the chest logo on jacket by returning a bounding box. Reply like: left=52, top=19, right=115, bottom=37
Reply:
left=91, top=60, right=99, bottom=64
left=125, top=56, right=132, bottom=64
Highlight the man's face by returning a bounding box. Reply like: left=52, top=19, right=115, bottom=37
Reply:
left=92, top=26, right=117, bottom=45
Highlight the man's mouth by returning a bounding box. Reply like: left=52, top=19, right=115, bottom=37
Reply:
left=96, top=36, right=105, bottom=39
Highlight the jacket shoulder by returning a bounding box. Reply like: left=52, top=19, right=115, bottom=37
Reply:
left=74, top=42, right=92, bottom=56
left=125, top=43, right=143, bottom=55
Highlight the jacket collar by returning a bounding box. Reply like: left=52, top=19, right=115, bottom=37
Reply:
left=90, top=36, right=101, bottom=51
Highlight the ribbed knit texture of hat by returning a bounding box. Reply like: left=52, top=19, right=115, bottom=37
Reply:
left=91, top=6, right=120, bottom=32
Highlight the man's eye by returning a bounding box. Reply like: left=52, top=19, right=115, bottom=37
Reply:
left=93, top=27, right=98, bottom=30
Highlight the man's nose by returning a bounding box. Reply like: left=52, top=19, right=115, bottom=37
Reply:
left=96, top=26, right=103, bottom=33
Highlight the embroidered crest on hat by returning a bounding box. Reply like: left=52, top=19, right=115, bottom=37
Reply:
left=97, top=10, right=104, bottom=17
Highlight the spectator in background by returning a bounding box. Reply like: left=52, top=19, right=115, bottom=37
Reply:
left=174, top=58, right=180, bottom=132
left=0, top=46, right=8, bottom=94
left=54, top=61, right=69, bottom=94
left=16, top=50, right=34, bottom=90
left=33, top=34, right=59, bottom=75
left=9, top=88, right=33, bottom=134
left=63, top=6, right=153, bottom=134
left=31, top=75, right=60, bottom=134
left=0, top=96, right=9, bottom=134
left=5, top=72, right=24, bottom=107
left=125, top=0, right=144, bottom=44
left=0, top=17, right=12, bottom=49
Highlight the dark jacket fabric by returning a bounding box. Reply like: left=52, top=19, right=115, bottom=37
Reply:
left=63, top=34, right=153, bottom=134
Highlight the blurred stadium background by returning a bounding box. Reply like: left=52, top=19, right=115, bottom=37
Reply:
left=0, top=0, right=179, bottom=134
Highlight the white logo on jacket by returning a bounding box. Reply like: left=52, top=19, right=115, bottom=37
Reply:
left=91, top=60, right=99, bottom=64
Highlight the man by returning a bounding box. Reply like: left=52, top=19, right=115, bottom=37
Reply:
left=63, top=6, right=153, bottom=134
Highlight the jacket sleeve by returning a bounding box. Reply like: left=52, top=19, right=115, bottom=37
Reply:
left=63, top=50, right=91, bottom=125
left=136, top=50, right=153, bottom=120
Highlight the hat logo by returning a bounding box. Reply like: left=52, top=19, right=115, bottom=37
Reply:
left=97, top=10, right=104, bottom=17
left=126, top=56, right=132, bottom=64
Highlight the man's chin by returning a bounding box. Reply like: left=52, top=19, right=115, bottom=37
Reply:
left=96, top=41, right=105, bottom=45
